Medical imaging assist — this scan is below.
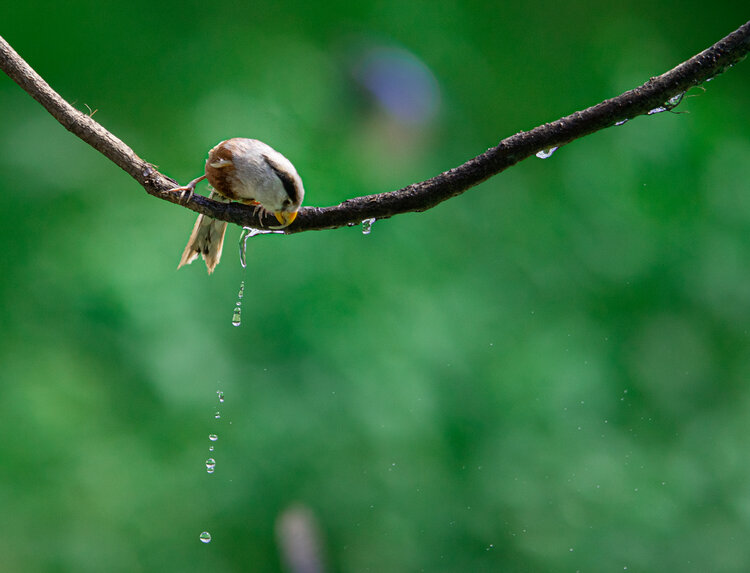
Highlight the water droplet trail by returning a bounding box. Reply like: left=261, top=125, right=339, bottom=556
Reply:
left=238, top=228, right=255, bottom=269
left=231, top=281, right=244, bottom=327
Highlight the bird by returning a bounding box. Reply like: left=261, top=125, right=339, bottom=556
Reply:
left=169, top=138, right=305, bottom=273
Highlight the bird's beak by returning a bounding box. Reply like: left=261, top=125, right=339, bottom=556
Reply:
left=273, top=210, right=298, bottom=227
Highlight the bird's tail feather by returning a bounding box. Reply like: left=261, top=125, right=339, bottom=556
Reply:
left=177, top=189, right=230, bottom=274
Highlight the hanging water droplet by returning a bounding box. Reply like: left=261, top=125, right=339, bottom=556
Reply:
left=209, top=434, right=218, bottom=442
left=647, top=92, right=685, bottom=115
left=199, top=531, right=212, bottom=544
left=217, top=391, right=225, bottom=403
left=238, top=228, right=252, bottom=268
left=615, top=119, right=629, bottom=126
left=361, top=218, right=376, bottom=235
left=206, top=458, right=216, bottom=473
left=667, top=92, right=685, bottom=107
left=535, top=146, right=558, bottom=159
left=238, top=227, right=282, bottom=267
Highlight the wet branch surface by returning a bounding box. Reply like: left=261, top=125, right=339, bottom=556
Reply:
left=1, top=22, right=749, bottom=234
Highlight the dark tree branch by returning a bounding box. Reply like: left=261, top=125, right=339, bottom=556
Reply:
left=1, top=23, right=749, bottom=233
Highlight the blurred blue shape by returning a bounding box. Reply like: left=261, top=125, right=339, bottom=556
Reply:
left=354, top=44, right=440, bottom=126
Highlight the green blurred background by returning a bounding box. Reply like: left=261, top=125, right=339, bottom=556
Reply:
left=2, top=2, right=749, bottom=572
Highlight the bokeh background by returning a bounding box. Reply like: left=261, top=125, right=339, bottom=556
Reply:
left=2, top=3, right=749, bottom=572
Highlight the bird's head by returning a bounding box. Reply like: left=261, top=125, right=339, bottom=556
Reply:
left=262, top=150, right=305, bottom=229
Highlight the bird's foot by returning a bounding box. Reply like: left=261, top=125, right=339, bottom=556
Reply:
left=165, top=174, right=207, bottom=204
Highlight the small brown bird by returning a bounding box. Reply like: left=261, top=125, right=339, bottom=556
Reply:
left=170, top=138, right=305, bottom=273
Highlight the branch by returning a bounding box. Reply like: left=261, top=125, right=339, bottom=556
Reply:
left=1, top=23, right=749, bottom=234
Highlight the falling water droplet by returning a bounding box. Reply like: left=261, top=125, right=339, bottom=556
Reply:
left=361, top=218, right=376, bottom=235
left=215, top=411, right=221, bottom=419
left=536, top=146, right=558, bottom=159
left=206, top=458, right=216, bottom=473
left=199, top=531, right=212, bottom=544
left=231, top=303, right=242, bottom=327
left=217, top=391, right=225, bottom=403
left=209, top=445, right=214, bottom=452
left=209, top=434, right=218, bottom=442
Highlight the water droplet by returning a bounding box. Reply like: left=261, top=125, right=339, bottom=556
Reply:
left=206, top=458, right=216, bottom=473
left=231, top=282, right=245, bottom=326
left=667, top=92, right=685, bottom=107
left=535, top=146, right=558, bottom=159
left=648, top=92, right=686, bottom=116
left=361, top=218, right=376, bottom=235
left=615, top=119, right=629, bottom=126
left=209, top=445, right=214, bottom=452
left=214, top=411, right=221, bottom=419
left=199, top=531, right=212, bottom=543
left=209, top=434, right=218, bottom=442
left=231, top=303, right=242, bottom=327
left=239, top=227, right=283, bottom=267
left=238, top=228, right=256, bottom=268
left=217, top=391, right=224, bottom=403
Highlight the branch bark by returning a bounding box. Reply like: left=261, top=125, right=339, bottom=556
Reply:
left=1, top=22, right=749, bottom=234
